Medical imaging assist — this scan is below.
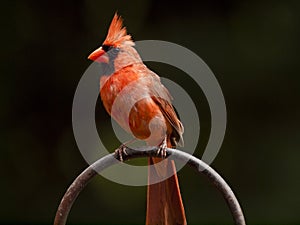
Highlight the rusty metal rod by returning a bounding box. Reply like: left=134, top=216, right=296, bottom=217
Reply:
left=54, top=147, right=246, bottom=225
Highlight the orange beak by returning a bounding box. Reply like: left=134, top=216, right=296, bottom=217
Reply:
left=88, top=47, right=109, bottom=63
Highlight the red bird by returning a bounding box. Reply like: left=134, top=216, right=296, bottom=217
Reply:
left=88, top=13, right=187, bottom=225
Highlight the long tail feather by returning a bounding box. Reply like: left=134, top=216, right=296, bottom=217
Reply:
left=146, top=156, right=186, bottom=225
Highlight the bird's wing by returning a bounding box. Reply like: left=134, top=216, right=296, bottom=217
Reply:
left=147, top=71, right=184, bottom=147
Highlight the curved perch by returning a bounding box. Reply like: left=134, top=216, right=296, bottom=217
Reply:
left=54, top=147, right=246, bottom=225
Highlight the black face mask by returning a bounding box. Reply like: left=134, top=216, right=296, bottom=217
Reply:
left=101, top=45, right=120, bottom=75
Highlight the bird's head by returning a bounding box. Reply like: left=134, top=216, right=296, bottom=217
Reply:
left=88, top=13, right=141, bottom=72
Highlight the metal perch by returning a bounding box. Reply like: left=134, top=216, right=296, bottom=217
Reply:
left=54, top=147, right=246, bottom=225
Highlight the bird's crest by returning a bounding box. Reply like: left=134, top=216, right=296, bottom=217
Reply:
left=104, top=13, right=134, bottom=46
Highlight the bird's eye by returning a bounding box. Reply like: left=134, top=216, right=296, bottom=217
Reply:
left=111, top=47, right=120, bottom=55
left=102, top=45, right=112, bottom=52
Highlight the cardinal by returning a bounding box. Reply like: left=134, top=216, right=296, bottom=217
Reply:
left=88, top=13, right=187, bottom=225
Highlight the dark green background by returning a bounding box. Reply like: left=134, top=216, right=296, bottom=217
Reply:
left=1, top=0, right=300, bottom=224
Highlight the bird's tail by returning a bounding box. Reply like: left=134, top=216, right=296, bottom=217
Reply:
left=146, top=141, right=186, bottom=225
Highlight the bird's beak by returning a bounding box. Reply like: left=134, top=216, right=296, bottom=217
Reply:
left=88, top=47, right=109, bottom=63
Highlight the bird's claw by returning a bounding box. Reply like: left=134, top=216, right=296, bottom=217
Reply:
left=156, top=137, right=167, bottom=158
left=114, top=144, right=128, bottom=162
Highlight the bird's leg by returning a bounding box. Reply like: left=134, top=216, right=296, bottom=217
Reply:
left=114, top=144, right=128, bottom=162
left=114, top=138, right=137, bottom=161
left=156, top=136, right=167, bottom=158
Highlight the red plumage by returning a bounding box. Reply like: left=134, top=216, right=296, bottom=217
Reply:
left=89, top=13, right=187, bottom=225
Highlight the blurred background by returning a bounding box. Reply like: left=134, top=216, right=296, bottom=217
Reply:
left=1, top=0, right=300, bottom=224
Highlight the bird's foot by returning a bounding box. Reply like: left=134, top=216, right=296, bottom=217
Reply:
left=114, top=144, right=128, bottom=162
left=156, top=137, right=167, bottom=158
